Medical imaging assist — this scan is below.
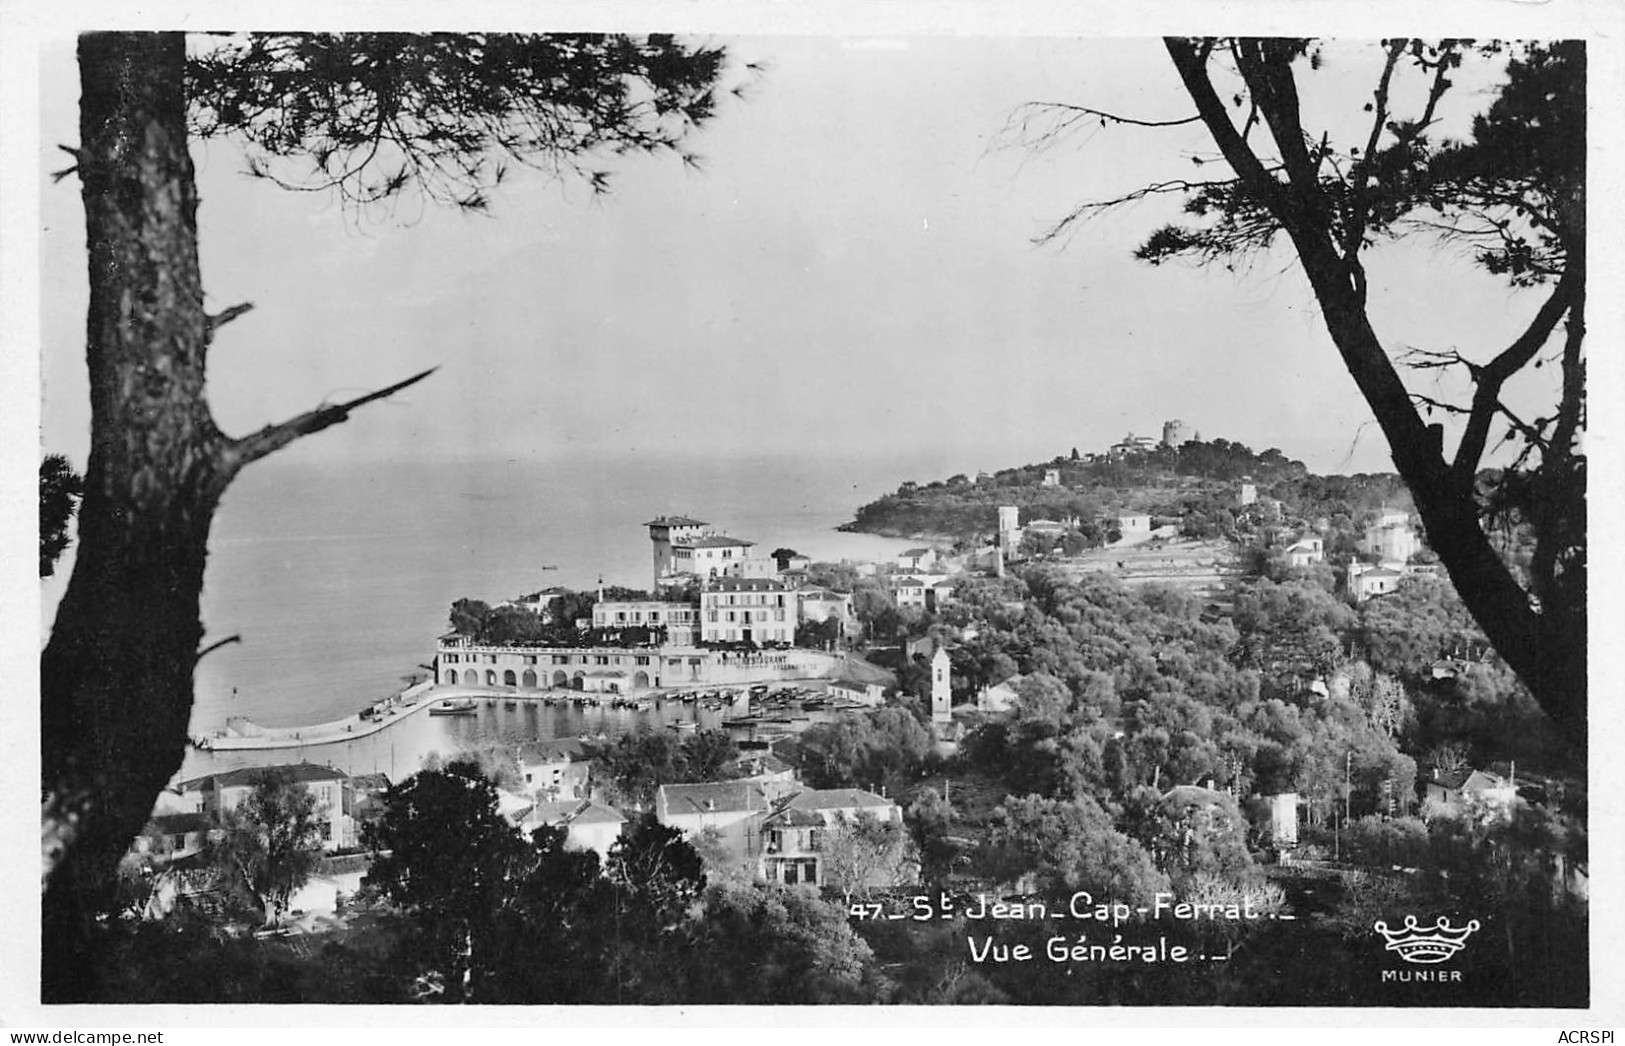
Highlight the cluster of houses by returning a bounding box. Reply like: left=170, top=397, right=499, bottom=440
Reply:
left=1268, top=507, right=1436, bottom=603
left=504, top=739, right=907, bottom=894
left=1344, top=509, right=1437, bottom=601
left=128, top=762, right=385, bottom=926
left=517, top=741, right=907, bottom=891
left=129, top=727, right=910, bottom=928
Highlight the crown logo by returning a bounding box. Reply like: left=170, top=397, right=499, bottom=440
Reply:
left=1373, top=915, right=1481, bottom=964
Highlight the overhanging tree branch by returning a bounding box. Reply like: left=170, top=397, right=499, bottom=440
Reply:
left=204, top=301, right=255, bottom=340
left=225, top=366, right=438, bottom=471
left=1164, top=40, right=1292, bottom=222
left=1344, top=41, right=1405, bottom=268
left=1452, top=267, right=1576, bottom=481
left=1014, top=100, right=1203, bottom=130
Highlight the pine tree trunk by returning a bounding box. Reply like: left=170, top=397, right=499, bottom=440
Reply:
left=41, top=32, right=232, bottom=999
left=1166, top=40, right=1587, bottom=752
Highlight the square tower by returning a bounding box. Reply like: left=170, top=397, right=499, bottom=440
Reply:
left=646, top=515, right=708, bottom=588
left=931, top=646, right=952, bottom=724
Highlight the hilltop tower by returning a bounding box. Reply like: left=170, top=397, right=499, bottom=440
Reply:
left=645, top=515, right=708, bottom=588
left=1162, top=419, right=1188, bottom=448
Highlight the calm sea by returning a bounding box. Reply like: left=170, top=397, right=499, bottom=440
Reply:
left=42, top=451, right=939, bottom=734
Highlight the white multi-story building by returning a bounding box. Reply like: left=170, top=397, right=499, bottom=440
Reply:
left=647, top=515, right=766, bottom=584
left=701, top=576, right=794, bottom=645
left=497, top=587, right=569, bottom=621
left=759, top=789, right=902, bottom=888
left=1364, top=510, right=1421, bottom=562
left=439, top=636, right=661, bottom=690
left=893, top=575, right=953, bottom=611
left=176, top=763, right=349, bottom=852
left=646, top=515, right=709, bottom=586
left=1347, top=561, right=1408, bottom=602
left=591, top=600, right=701, bottom=646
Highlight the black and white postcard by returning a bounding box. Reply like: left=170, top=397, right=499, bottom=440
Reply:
left=5, top=0, right=1620, bottom=1035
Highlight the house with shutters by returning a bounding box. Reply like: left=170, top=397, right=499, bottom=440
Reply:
left=655, top=780, right=782, bottom=861
left=758, top=788, right=902, bottom=888
left=700, top=576, right=795, bottom=645
left=1347, top=561, right=1408, bottom=602
left=175, top=762, right=348, bottom=852
left=516, top=738, right=592, bottom=801
left=656, top=781, right=902, bottom=887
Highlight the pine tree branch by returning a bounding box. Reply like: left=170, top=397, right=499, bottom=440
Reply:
left=1344, top=41, right=1406, bottom=270
left=205, top=302, right=256, bottom=339
left=50, top=144, right=81, bottom=183
left=1452, top=269, right=1576, bottom=481
left=1164, top=41, right=1292, bottom=221
left=225, top=366, right=438, bottom=472
left=1014, top=100, right=1203, bottom=131
left=196, top=634, right=243, bottom=662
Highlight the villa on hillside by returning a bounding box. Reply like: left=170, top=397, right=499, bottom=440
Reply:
left=759, top=788, right=901, bottom=888
left=1282, top=535, right=1325, bottom=568
left=1109, top=433, right=1161, bottom=458
left=892, top=575, right=953, bottom=612
left=655, top=781, right=903, bottom=888
left=1346, top=559, right=1434, bottom=602
left=1364, top=509, right=1421, bottom=562
left=896, top=547, right=939, bottom=572
left=1424, top=767, right=1517, bottom=817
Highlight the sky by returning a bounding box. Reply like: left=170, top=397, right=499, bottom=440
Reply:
left=7, top=1, right=1625, bottom=1030
left=32, top=32, right=1584, bottom=480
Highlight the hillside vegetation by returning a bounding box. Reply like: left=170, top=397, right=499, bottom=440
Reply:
left=843, top=438, right=1405, bottom=543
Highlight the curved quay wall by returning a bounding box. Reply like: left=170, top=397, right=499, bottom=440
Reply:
left=179, top=646, right=859, bottom=784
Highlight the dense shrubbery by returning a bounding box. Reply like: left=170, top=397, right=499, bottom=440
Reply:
left=587, top=728, right=741, bottom=808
